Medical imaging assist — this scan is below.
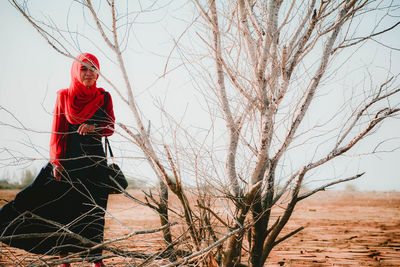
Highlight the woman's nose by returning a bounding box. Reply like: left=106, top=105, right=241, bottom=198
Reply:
left=87, top=68, right=96, bottom=75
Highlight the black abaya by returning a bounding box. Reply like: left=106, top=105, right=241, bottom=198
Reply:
left=0, top=107, right=110, bottom=260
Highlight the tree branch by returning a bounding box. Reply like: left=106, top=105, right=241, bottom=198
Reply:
left=297, top=172, right=365, bottom=201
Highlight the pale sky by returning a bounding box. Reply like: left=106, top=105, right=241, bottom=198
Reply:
left=0, top=1, right=399, bottom=191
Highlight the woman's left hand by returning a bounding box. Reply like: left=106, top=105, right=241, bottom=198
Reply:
left=77, top=123, right=96, bottom=135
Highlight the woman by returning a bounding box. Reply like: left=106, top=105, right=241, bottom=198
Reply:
left=0, top=53, right=115, bottom=267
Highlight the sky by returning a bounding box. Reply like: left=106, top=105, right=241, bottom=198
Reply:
left=0, top=1, right=399, bottom=191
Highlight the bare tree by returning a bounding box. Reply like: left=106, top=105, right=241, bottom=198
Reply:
left=183, top=0, right=400, bottom=266
left=2, top=0, right=400, bottom=266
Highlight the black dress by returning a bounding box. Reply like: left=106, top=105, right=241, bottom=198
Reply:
left=0, top=107, right=110, bottom=260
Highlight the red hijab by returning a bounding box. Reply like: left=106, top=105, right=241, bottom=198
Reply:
left=63, top=53, right=105, bottom=124
left=50, top=53, right=115, bottom=167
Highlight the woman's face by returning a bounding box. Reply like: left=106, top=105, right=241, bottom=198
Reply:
left=80, top=63, right=98, bottom=87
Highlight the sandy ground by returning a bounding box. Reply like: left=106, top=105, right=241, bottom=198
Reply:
left=1, top=190, right=399, bottom=266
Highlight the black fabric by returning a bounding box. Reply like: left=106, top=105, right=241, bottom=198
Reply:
left=104, top=136, right=128, bottom=194
left=106, top=163, right=128, bottom=194
left=0, top=108, right=109, bottom=259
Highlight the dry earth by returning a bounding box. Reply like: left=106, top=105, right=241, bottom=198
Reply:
left=1, top=190, right=399, bottom=266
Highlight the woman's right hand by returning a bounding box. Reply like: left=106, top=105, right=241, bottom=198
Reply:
left=77, top=123, right=96, bottom=135
left=53, top=165, right=64, bottom=181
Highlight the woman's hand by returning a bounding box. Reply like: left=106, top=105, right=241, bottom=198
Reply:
left=77, top=123, right=96, bottom=135
left=53, top=165, right=64, bottom=181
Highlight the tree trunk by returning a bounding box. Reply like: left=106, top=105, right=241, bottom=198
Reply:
left=249, top=194, right=266, bottom=267
left=158, top=180, right=176, bottom=261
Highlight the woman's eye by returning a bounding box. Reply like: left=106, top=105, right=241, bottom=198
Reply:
left=81, top=66, right=88, bottom=71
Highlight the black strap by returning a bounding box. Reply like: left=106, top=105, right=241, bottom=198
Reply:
left=105, top=137, right=114, bottom=158
left=102, top=92, right=114, bottom=159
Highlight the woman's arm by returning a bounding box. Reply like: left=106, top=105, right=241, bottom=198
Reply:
left=50, top=92, right=68, bottom=179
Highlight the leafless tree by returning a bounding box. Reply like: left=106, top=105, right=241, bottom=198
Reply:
left=183, top=0, right=400, bottom=266
left=2, top=0, right=400, bottom=266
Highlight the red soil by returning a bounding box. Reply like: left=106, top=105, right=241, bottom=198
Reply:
left=1, top=190, right=399, bottom=266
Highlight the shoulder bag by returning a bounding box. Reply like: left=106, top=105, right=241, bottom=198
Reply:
left=102, top=92, right=128, bottom=194
left=104, top=136, right=128, bottom=194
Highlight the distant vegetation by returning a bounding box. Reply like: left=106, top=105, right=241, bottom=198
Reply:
left=0, top=168, right=36, bottom=190
left=0, top=168, right=144, bottom=190
left=345, top=183, right=358, bottom=191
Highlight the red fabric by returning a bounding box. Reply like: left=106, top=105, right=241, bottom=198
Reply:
left=50, top=53, right=115, bottom=166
